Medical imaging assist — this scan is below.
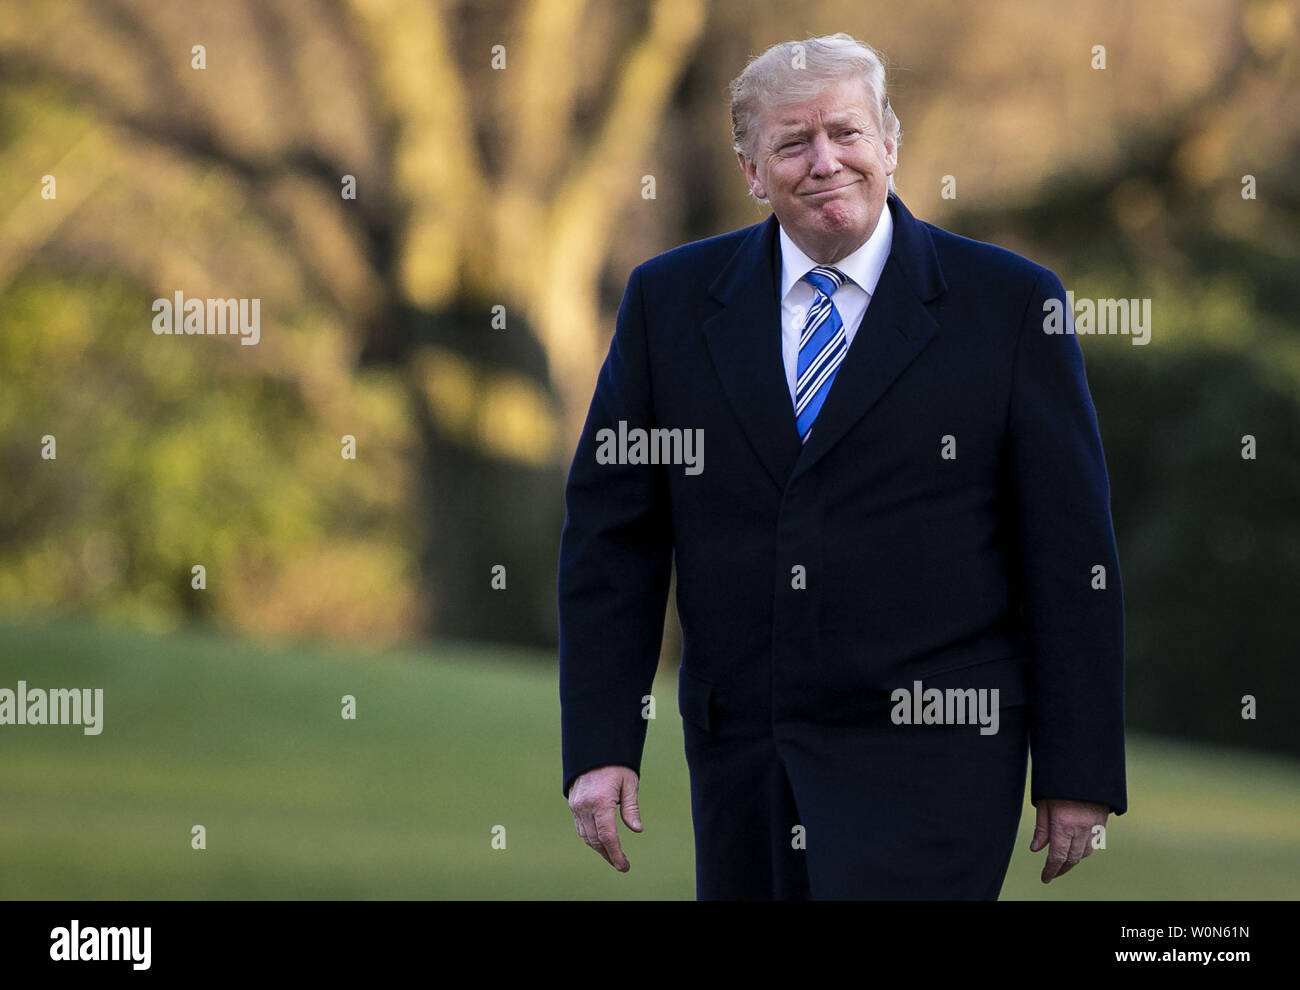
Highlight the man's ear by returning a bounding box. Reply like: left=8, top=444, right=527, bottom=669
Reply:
left=882, top=136, right=898, bottom=177
left=736, top=149, right=766, bottom=200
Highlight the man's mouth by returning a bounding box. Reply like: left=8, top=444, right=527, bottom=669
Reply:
left=802, top=181, right=859, bottom=198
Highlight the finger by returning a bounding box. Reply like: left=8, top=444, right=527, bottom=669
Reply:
left=1029, top=801, right=1050, bottom=852
left=1055, top=828, right=1090, bottom=879
left=620, top=776, right=643, bottom=833
left=570, top=794, right=608, bottom=864
left=1040, top=827, right=1071, bottom=884
left=576, top=803, right=616, bottom=868
left=592, top=803, right=629, bottom=872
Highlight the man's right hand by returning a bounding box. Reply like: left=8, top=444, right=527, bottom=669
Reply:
left=567, top=765, right=643, bottom=872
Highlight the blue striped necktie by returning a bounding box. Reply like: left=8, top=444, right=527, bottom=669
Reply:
left=795, top=266, right=849, bottom=443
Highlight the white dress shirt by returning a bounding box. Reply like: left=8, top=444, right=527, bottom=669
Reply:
left=777, top=203, right=894, bottom=408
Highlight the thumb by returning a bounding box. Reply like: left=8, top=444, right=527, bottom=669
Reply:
left=620, top=773, right=643, bottom=832
left=1030, top=800, right=1050, bottom=852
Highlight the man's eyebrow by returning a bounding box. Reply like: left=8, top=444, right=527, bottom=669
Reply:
left=769, top=111, right=866, bottom=143
left=769, top=124, right=809, bottom=143
left=822, top=111, right=866, bottom=128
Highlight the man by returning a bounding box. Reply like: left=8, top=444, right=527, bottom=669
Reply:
left=558, top=33, right=1126, bottom=899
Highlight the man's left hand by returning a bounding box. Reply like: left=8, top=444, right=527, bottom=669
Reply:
left=1029, top=798, right=1109, bottom=883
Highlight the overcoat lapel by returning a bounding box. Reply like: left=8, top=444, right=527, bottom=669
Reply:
left=702, top=213, right=801, bottom=488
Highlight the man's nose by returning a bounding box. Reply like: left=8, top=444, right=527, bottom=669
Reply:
left=808, top=133, right=842, bottom=177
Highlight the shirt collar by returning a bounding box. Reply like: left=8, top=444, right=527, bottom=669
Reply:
left=778, top=200, right=894, bottom=301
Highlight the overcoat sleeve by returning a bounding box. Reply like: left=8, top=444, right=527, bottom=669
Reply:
left=558, top=264, right=674, bottom=798
left=1007, top=268, right=1127, bottom=815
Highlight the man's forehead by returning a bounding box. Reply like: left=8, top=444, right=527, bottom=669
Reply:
left=763, top=79, right=872, bottom=128
left=771, top=106, right=866, bottom=126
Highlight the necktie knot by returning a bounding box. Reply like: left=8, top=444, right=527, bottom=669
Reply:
left=803, top=266, right=847, bottom=299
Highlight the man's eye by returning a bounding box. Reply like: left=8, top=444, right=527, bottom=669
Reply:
left=839, top=129, right=859, bottom=139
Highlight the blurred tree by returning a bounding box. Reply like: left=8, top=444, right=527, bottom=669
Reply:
left=0, top=0, right=705, bottom=645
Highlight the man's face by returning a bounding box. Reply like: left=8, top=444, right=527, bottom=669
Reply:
left=738, top=75, right=897, bottom=265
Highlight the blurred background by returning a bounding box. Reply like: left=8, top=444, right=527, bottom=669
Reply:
left=0, top=0, right=1297, bottom=899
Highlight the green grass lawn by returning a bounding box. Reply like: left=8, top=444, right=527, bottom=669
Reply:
left=0, top=615, right=1296, bottom=899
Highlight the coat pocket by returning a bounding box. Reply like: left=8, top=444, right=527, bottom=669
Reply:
left=677, top=666, right=713, bottom=732
left=917, top=652, right=1030, bottom=708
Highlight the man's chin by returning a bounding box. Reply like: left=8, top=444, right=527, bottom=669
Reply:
left=809, top=206, right=865, bottom=235
left=774, top=204, right=867, bottom=248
